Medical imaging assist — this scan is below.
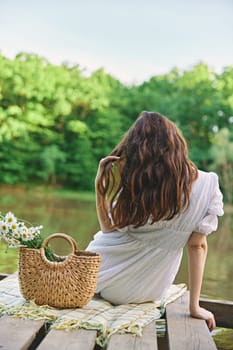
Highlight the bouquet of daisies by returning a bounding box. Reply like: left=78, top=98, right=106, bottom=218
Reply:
left=0, top=211, right=57, bottom=261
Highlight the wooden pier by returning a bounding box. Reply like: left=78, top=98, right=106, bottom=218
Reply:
left=0, top=274, right=232, bottom=350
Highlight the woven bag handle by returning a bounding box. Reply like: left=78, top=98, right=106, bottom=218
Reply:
left=41, top=233, right=78, bottom=254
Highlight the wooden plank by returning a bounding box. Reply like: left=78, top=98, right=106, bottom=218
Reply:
left=0, top=316, right=45, bottom=350
left=200, top=297, right=233, bottom=328
left=166, top=292, right=217, bottom=350
left=37, top=328, right=97, bottom=350
left=107, top=321, right=158, bottom=350
left=157, top=334, right=169, bottom=350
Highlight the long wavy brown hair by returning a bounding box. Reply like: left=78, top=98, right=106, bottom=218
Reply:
left=97, top=111, right=198, bottom=229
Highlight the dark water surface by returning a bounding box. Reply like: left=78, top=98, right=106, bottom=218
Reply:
left=0, top=186, right=232, bottom=301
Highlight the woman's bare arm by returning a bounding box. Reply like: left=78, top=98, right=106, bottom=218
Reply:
left=96, top=191, right=113, bottom=233
left=95, top=156, right=120, bottom=233
left=187, top=232, right=216, bottom=331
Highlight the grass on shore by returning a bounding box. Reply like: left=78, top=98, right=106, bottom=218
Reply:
left=0, top=184, right=96, bottom=202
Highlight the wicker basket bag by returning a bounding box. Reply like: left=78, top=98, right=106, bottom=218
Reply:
left=18, top=233, right=101, bottom=308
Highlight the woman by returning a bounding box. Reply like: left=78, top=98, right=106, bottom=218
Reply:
left=87, top=111, right=224, bottom=331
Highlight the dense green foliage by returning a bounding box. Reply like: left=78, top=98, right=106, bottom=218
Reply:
left=0, top=53, right=232, bottom=202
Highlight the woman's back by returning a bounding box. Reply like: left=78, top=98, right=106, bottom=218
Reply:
left=87, top=170, right=223, bottom=304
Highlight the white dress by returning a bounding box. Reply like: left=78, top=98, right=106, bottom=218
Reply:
left=87, top=170, right=224, bottom=305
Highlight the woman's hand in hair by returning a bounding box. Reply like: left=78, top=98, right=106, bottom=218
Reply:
left=96, top=156, right=120, bottom=185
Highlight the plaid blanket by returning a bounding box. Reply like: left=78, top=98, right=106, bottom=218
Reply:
left=0, top=274, right=186, bottom=347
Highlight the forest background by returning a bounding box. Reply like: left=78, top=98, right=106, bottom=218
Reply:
left=0, top=53, right=232, bottom=203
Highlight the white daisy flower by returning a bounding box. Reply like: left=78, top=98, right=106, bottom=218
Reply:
left=27, top=233, right=34, bottom=241
left=26, top=228, right=34, bottom=239
left=12, top=231, right=20, bottom=239
left=21, top=231, right=31, bottom=241
left=10, top=222, right=18, bottom=232
left=19, top=225, right=28, bottom=235
left=30, top=226, right=42, bottom=237
left=0, top=221, right=9, bottom=235
left=8, top=238, right=21, bottom=248
left=5, top=212, right=17, bottom=225
left=28, top=227, right=36, bottom=234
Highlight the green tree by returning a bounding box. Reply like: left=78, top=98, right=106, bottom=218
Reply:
left=0, top=52, right=232, bottom=197
left=39, top=145, right=66, bottom=185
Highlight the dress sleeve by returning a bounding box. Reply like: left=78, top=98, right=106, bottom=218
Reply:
left=194, top=173, right=224, bottom=235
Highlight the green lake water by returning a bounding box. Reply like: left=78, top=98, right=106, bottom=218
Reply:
left=0, top=185, right=232, bottom=301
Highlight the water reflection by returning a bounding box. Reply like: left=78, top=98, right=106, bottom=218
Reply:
left=0, top=186, right=232, bottom=301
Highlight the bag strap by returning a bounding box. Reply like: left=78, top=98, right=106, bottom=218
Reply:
left=41, top=233, right=78, bottom=254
